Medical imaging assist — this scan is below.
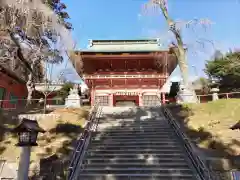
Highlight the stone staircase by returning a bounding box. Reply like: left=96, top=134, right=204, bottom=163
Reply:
left=77, top=107, right=200, bottom=180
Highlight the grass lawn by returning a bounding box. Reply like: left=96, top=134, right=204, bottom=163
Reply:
left=0, top=107, right=90, bottom=175
left=167, top=99, right=240, bottom=167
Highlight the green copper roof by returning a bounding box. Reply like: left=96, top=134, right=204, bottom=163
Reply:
left=81, top=39, right=166, bottom=52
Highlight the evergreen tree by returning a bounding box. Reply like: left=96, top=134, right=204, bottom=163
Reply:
left=205, top=51, right=240, bottom=92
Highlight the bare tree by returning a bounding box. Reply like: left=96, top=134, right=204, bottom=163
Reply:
left=144, top=0, right=212, bottom=90
left=0, top=0, right=73, bottom=106
left=40, top=51, right=76, bottom=113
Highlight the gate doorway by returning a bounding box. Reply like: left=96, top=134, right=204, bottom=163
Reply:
left=113, top=95, right=139, bottom=107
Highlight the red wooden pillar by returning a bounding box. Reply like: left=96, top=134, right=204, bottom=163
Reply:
left=162, top=93, right=166, bottom=104
left=109, top=93, right=113, bottom=106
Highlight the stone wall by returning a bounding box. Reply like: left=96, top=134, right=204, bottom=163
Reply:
left=18, top=114, right=61, bottom=121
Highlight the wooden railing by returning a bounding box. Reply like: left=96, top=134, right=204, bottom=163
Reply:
left=83, top=74, right=167, bottom=79
left=164, top=92, right=240, bottom=104
left=196, top=91, right=240, bottom=103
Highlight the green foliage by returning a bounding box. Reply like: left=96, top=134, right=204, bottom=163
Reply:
left=192, top=77, right=210, bottom=94
left=56, top=82, right=74, bottom=102
left=181, top=103, right=192, bottom=111
left=199, top=77, right=210, bottom=94
left=205, top=51, right=240, bottom=92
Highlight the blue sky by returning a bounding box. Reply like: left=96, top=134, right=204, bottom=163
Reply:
left=60, top=0, right=240, bottom=81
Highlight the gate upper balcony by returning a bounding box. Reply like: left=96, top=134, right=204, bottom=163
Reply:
left=70, top=39, right=178, bottom=76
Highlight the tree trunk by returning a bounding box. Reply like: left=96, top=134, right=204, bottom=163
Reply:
left=178, top=47, right=189, bottom=86
left=155, top=1, right=198, bottom=103
left=26, top=73, right=34, bottom=107
left=26, top=62, right=35, bottom=107
left=6, top=29, right=36, bottom=106
left=43, top=94, right=47, bottom=114
left=158, top=3, right=189, bottom=86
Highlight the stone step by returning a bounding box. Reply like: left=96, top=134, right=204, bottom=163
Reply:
left=93, top=135, right=176, bottom=141
left=91, top=138, right=179, bottom=145
left=78, top=110, right=197, bottom=180
left=87, top=149, right=183, bottom=154
left=96, top=130, right=173, bottom=134
left=79, top=167, right=194, bottom=174
left=82, top=162, right=190, bottom=169
left=118, top=123, right=170, bottom=127
left=85, top=153, right=185, bottom=159
left=98, top=119, right=166, bottom=123
left=84, top=157, right=186, bottom=164
left=95, top=130, right=174, bottom=135
left=93, top=132, right=176, bottom=138
left=98, top=117, right=165, bottom=122
left=99, top=127, right=173, bottom=132
left=77, top=173, right=196, bottom=180
left=93, top=133, right=176, bottom=138
left=88, top=145, right=181, bottom=151
left=98, top=124, right=169, bottom=127
left=90, top=141, right=179, bottom=146
left=103, top=122, right=170, bottom=125
left=115, top=126, right=172, bottom=130
left=91, top=137, right=177, bottom=143
left=90, top=141, right=180, bottom=146
left=94, top=131, right=175, bottom=137
left=117, top=121, right=169, bottom=124
left=96, top=132, right=174, bottom=136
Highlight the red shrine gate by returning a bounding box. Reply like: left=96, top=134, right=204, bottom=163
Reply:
left=72, top=39, right=177, bottom=106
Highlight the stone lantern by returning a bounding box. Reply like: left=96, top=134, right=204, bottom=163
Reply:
left=13, top=118, right=45, bottom=146
left=13, top=118, right=45, bottom=180
left=210, top=80, right=220, bottom=101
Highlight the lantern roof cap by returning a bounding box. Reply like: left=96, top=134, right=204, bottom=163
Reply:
left=13, top=118, right=45, bottom=133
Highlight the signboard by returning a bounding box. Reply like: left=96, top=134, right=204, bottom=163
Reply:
left=114, top=92, right=138, bottom=96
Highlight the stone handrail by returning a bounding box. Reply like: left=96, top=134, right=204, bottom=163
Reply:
left=67, top=101, right=101, bottom=179
left=162, top=106, right=213, bottom=180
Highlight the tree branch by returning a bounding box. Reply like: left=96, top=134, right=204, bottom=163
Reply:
left=144, top=0, right=212, bottom=87
left=8, top=30, right=33, bottom=72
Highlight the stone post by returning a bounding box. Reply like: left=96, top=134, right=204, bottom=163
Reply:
left=211, top=88, right=219, bottom=101
left=17, top=147, right=31, bottom=180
